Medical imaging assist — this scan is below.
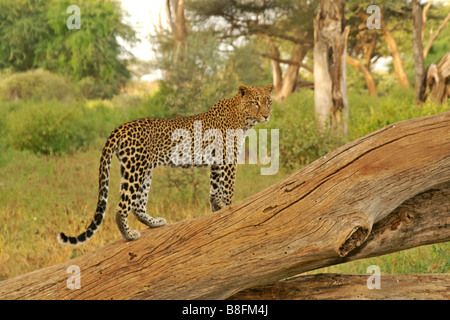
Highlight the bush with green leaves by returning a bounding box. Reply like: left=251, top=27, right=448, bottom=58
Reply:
left=4, top=100, right=97, bottom=155
left=0, top=69, right=78, bottom=102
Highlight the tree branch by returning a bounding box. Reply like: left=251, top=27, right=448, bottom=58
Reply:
left=423, top=12, right=450, bottom=59
left=260, top=53, right=313, bottom=72
left=219, top=28, right=313, bottom=47
left=346, top=55, right=377, bottom=96
left=422, top=0, right=433, bottom=41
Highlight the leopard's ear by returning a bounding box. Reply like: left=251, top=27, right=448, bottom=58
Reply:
left=239, top=85, right=249, bottom=97
left=265, top=84, right=274, bottom=93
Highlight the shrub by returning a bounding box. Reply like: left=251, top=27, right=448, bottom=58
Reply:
left=78, top=77, right=118, bottom=100
left=0, top=69, right=78, bottom=102
left=5, top=100, right=96, bottom=155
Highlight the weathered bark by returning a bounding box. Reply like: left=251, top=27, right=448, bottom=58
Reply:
left=314, top=0, right=350, bottom=135
left=346, top=55, right=377, bottom=96
left=229, top=274, right=450, bottom=300
left=412, top=0, right=426, bottom=104
left=0, top=112, right=449, bottom=300
left=425, top=53, right=450, bottom=104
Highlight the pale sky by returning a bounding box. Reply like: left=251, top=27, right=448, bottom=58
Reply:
left=119, top=0, right=165, bottom=80
left=120, top=0, right=165, bottom=61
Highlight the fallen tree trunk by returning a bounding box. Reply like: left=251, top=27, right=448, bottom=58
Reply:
left=229, top=273, right=450, bottom=300
left=0, top=111, right=449, bottom=300
left=230, top=182, right=450, bottom=299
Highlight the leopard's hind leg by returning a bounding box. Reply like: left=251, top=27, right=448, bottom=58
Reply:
left=115, top=162, right=142, bottom=241
left=115, top=190, right=140, bottom=241
left=132, top=169, right=166, bottom=228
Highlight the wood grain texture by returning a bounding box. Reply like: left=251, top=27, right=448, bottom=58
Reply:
left=0, top=111, right=449, bottom=300
left=229, top=273, right=450, bottom=300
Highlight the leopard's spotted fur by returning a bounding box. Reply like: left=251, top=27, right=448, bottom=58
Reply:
left=58, top=84, right=273, bottom=245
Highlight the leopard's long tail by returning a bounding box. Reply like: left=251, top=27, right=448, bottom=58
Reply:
left=57, top=129, right=119, bottom=246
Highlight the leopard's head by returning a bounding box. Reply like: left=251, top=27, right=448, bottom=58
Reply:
left=238, top=84, right=274, bottom=125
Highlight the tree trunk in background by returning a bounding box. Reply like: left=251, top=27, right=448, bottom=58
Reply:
left=276, top=44, right=306, bottom=102
left=166, top=0, right=187, bottom=63
left=346, top=55, right=377, bottom=96
left=357, top=11, right=411, bottom=89
left=381, top=26, right=411, bottom=89
left=412, top=0, right=426, bottom=104
left=314, top=0, right=350, bottom=136
left=266, top=40, right=307, bottom=102
left=268, top=40, right=283, bottom=94
left=421, top=0, right=433, bottom=42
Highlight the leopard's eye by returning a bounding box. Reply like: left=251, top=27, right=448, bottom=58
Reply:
left=253, top=101, right=260, bottom=108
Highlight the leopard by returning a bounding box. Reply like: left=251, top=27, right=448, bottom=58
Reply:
left=57, top=84, right=274, bottom=245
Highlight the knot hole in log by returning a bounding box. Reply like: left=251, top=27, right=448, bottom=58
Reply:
left=338, top=226, right=370, bottom=257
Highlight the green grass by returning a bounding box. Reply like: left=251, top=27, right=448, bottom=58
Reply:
left=0, top=86, right=449, bottom=280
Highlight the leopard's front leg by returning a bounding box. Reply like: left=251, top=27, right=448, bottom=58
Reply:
left=222, top=163, right=237, bottom=206
left=209, top=165, right=223, bottom=212
left=209, top=164, right=236, bottom=212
